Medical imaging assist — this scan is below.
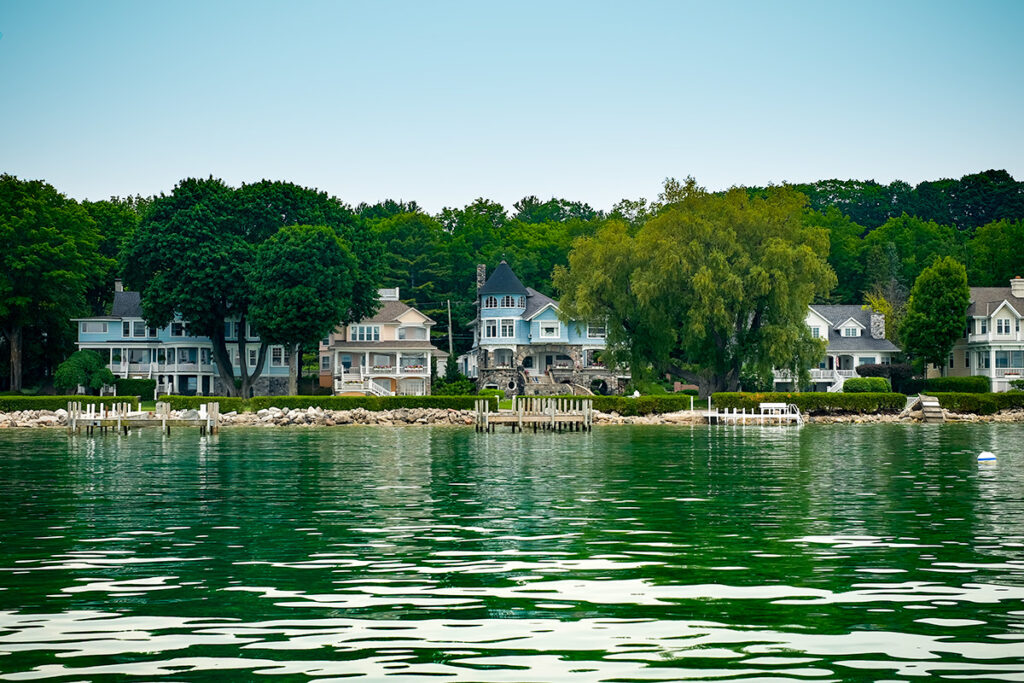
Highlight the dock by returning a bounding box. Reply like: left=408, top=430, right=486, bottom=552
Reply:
left=706, top=402, right=803, bottom=426
left=67, top=401, right=220, bottom=435
left=475, top=397, right=594, bottom=432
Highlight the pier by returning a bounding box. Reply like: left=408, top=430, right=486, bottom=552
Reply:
left=475, top=397, right=594, bottom=432
left=67, top=401, right=220, bottom=435
left=706, top=402, right=803, bottom=426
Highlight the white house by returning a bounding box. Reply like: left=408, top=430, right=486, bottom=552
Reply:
left=943, top=277, right=1024, bottom=392
left=319, top=288, right=447, bottom=396
left=774, top=304, right=901, bottom=392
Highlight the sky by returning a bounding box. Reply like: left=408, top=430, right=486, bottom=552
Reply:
left=1, top=0, right=1022, bottom=213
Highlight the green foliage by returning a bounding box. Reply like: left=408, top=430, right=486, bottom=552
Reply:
left=555, top=179, right=835, bottom=396
left=476, top=389, right=504, bottom=400
left=925, top=376, right=990, bottom=393
left=967, top=219, right=1024, bottom=286
left=160, top=395, right=248, bottom=412
left=712, top=392, right=906, bottom=414
left=432, top=377, right=476, bottom=395
left=0, top=395, right=139, bottom=412
left=54, top=350, right=116, bottom=393
left=158, top=394, right=497, bottom=413
left=1011, top=379, right=1024, bottom=391
left=588, top=395, right=699, bottom=415
left=843, top=377, right=891, bottom=393
left=443, top=353, right=460, bottom=382
left=930, top=392, right=1024, bottom=415
left=115, top=378, right=157, bottom=401
left=0, top=175, right=112, bottom=392
left=901, top=256, right=970, bottom=367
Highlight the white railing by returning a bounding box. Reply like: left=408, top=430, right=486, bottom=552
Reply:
left=400, top=365, right=427, bottom=374
left=366, top=381, right=394, bottom=397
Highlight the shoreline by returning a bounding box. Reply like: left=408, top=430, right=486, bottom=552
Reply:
left=3, top=406, right=1024, bottom=429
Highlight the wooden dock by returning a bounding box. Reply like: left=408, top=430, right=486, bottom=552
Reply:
left=706, top=402, right=803, bottom=426
left=67, top=401, right=220, bottom=435
left=475, top=397, right=594, bottom=432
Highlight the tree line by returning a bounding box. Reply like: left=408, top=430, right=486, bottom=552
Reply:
left=2, top=169, right=1023, bottom=394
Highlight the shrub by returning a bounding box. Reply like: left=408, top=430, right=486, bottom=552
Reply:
left=844, top=377, right=891, bottom=393
left=53, top=350, right=115, bottom=394
left=115, top=378, right=156, bottom=401
left=931, top=392, right=1000, bottom=415
left=159, top=395, right=498, bottom=413
left=925, top=376, right=990, bottom=393
left=0, top=395, right=140, bottom=412
left=161, top=395, right=249, bottom=413
left=477, top=389, right=504, bottom=400
left=854, top=363, right=889, bottom=378
left=1012, top=379, right=1024, bottom=391
left=712, top=392, right=906, bottom=415
left=432, top=378, right=476, bottom=395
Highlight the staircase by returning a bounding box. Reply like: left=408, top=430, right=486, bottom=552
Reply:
left=826, top=370, right=846, bottom=392
left=335, top=368, right=395, bottom=397
left=920, top=395, right=945, bottom=423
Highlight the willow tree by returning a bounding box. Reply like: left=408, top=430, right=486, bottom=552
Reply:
left=555, top=178, right=836, bottom=395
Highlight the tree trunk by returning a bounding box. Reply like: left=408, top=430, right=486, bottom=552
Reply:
left=234, top=321, right=269, bottom=398
left=288, top=342, right=300, bottom=396
left=209, top=330, right=240, bottom=397
left=3, top=325, right=23, bottom=393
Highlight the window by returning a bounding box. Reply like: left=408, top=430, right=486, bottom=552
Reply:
left=157, top=348, right=166, bottom=364
left=398, top=327, right=426, bottom=340
left=171, top=322, right=185, bottom=337
left=350, top=325, right=380, bottom=342
left=809, top=327, right=820, bottom=339
left=859, top=356, right=874, bottom=367
left=997, top=319, right=1010, bottom=334
left=248, top=348, right=258, bottom=367
left=948, top=353, right=955, bottom=368
left=122, top=321, right=131, bottom=337
left=225, top=321, right=238, bottom=339
left=1001, top=350, right=1024, bottom=368
left=132, top=321, right=145, bottom=337
left=127, top=348, right=148, bottom=364
left=519, top=296, right=526, bottom=307
left=540, top=322, right=560, bottom=338
left=271, top=346, right=285, bottom=367
left=843, top=327, right=858, bottom=337
left=965, top=353, right=970, bottom=368
left=588, top=323, right=606, bottom=339
left=980, top=319, right=988, bottom=335
left=321, top=355, right=331, bottom=370
left=979, top=352, right=990, bottom=369
left=80, top=321, right=108, bottom=334
left=499, top=295, right=520, bottom=308
left=484, top=320, right=498, bottom=338
left=148, top=327, right=157, bottom=338
left=178, top=348, right=197, bottom=364
left=111, top=348, right=122, bottom=364
left=483, top=296, right=498, bottom=309
left=246, top=323, right=255, bottom=339
left=995, top=351, right=1009, bottom=369
left=321, top=337, right=330, bottom=346
left=500, top=319, right=515, bottom=337
left=200, top=348, right=211, bottom=365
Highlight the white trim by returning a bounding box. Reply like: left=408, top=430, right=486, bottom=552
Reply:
left=538, top=321, right=561, bottom=339
left=834, top=316, right=865, bottom=331
left=525, top=302, right=560, bottom=321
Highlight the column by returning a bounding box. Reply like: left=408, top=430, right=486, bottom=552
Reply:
left=990, top=348, right=997, bottom=379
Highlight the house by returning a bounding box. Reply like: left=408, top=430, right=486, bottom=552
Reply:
left=319, top=288, right=447, bottom=396
left=773, top=305, right=901, bottom=392
left=461, top=262, right=626, bottom=396
left=74, top=282, right=290, bottom=396
left=942, top=277, right=1024, bottom=392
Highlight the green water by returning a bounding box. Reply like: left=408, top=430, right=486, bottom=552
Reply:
left=0, top=424, right=1022, bottom=681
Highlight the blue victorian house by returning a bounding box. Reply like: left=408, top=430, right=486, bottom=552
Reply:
left=461, top=262, right=626, bottom=395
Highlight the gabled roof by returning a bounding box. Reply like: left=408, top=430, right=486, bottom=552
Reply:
left=359, top=299, right=435, bottom=324
left=523, top=288, right=558, bottom=319
left=810, top=304, right=900, bottom=353
left=968, top=286, right=1023, bottom=317
left=834, top=316, right=865, bottom=330
left=111, top=291, right=143, bottom=318
left=478, top=261, right=528, bottom=296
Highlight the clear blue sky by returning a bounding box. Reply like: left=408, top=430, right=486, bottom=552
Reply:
left=1, top=0, right=1022, bottom=212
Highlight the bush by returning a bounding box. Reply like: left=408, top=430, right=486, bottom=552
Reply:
left=115, top=378, right=156, bottom=401
left=0, top=395, right=140, bottom=412
left=432, top=378, right=476, bottom=395
left=161, top=395, right=249, bottom=413
left=53, top=350, right=115, bottom=394
left=477, top=389, right=504, bottom=400
left=1012, top=379, right=1024, bottom=391
left=854, top=363, right=889, bottom=378
left=933, top=391, right=1024, bottom=414
left=843, top=377, right=891, bottom=393
left=712, top=392, right=906, bottom=415
left=160, top=395, right=499, bottom=413
left=925, top=376, right=990, bottom=393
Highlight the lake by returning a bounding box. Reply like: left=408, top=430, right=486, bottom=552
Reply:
left=0, top=424, right=1022, bottom=681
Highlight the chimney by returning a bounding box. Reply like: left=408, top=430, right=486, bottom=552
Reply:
left=870, top=311, right=885, bottom=340
left=476, top=264, right=487, bottom=291
left=114, top=279, right=123, bottom=293
left=1012, top=276, right=1024, bottom=299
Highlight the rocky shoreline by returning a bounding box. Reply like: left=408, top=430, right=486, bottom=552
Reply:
left=2, top=406, right=1024, bottom=429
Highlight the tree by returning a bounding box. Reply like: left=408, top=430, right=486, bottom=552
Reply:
left=54, top=349, right=115, bottom=394
left=901, top=256, right=970, bottom=374
left=967, top=219, right=1024, bottom=286
left=0, top=175, right=110, bottom=392
left=248, top=225, right=370, bottom=395
left=555, top=180, right=836, bottom=395
left=124, top=177, right=381, bottom=397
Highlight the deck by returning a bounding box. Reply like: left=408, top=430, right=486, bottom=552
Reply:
left=67, top=401, right=221, bottom=435
left=475, top=397, right=594, bottom=432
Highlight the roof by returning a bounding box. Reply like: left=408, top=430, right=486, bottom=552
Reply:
left=523, top=287, right=559, bottom=319
left=811, top=304, right=900, bottom=353
left=358, top=299, right=435, bottom=324
left=110, top=291, right=143, bottom=318
left=478, top=261, right=528, bottom=296
left=968, top=287, right=1023, bottom=317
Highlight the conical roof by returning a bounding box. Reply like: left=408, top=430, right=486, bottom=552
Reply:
left=478, top=261, right=527, bottom=296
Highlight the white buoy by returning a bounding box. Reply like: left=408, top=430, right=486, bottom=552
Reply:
left=978, top=451, right=996, bottom=461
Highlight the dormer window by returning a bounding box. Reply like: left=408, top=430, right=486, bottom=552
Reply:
left=809, top=327, right=820, bottom=339
left=500, top=295, right=518, bottom=308
left=484, top=296, right=498, bottom=309
left=997, top=319, right=1011, bottom=335
left=843, top=327, right=858, bottom=337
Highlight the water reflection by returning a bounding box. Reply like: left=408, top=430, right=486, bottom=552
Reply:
left=0, top=424, right=1022, bottom=680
